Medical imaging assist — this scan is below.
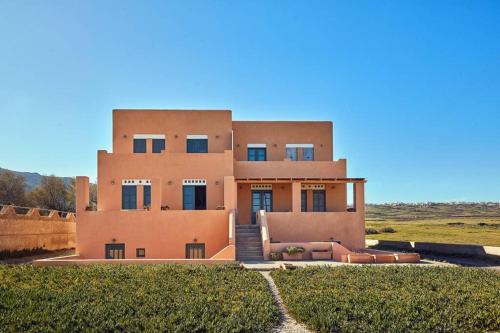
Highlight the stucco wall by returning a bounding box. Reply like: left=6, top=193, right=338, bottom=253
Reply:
left=113, top=110, right=232, bottom=154
left=76, top=210, right=230, bottom=259
left=266, top=212, right=365, bottom=250
left=232, top=121, right=333, bottom=161
left=97, top=150, right=233, bottom=211
left=0, top=207, right=75, bottom=252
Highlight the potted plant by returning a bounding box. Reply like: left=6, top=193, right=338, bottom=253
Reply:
left=282, top=246, right=305, bottom=260
left=311, top=248, right=332, bottom=260
left=269, top=252, right=282, bottom=261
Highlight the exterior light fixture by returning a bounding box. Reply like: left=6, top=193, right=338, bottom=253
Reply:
left=273, top=144, right=277, bottom=147
left=110, top=180, right=115, bottom=185
left=193, top=238, right=198, bottom=243
left=215, top=135, right=220, bottom=139
left=123, top=134, right=127, bottom=138
left=174, top=134, right=178, bottom=138
left=215, top=181, right=220, bottom=185
left=167, top=180, right=173, bottom=185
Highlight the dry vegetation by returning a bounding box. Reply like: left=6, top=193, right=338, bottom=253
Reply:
left=365, top=203, right=500, bottom=246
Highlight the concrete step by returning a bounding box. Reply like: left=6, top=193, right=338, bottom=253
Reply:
left=237, top=256, right=264, bottom=261
left=236, top=250, right=263, bottom=256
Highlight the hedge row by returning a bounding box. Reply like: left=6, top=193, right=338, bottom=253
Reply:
left=0, top=264, right=279, bottom=332
left=271, top=266, right=500, bottom=333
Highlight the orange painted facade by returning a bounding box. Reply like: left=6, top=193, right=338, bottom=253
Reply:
left=76, top=109, right=366, bottom=260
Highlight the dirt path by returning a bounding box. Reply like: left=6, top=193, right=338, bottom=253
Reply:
left=260, top=271, right=311, bottom=333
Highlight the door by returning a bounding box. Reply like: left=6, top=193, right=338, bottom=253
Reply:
left=313, top=190, right=326, bottom=212
left=251, top=190, right=273, bottom=224
left=105, top=243, right=125, bottom=259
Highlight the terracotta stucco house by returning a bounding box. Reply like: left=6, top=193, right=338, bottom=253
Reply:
left=75, top=109, right=366, bottom=261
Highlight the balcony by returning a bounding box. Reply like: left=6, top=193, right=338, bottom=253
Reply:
left=234, top=159, right=346, bottom=180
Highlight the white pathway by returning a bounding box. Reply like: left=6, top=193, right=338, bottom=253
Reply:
left=260, top=271, right=311, bottom=333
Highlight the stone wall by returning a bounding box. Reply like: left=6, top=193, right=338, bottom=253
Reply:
left=0, top=205, right=76, bottom=252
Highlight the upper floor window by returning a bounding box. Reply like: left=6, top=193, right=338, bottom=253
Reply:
left=133, top=139, right=146, bottom=153
left=285, top=147, right=298, bottom=161
left=152, top=139, right=165, bottom=153
left=302, top=147, right=314, bottom=161
left=143, top=185, right=151, bottom=207
left=187, top=135, right=208, bottom=153
left=122, top=185, right=137, bottom=209
left=248, top=144, right=266, bottom=161
left=285, top=144, right=314, bottom=161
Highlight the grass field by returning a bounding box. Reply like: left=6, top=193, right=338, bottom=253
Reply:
left=271, top=266, right=500, bottom=333
left=0, top=264, right=279, bottom=332
left=366, top=217, right=500, bottom=246
left=365, top=203, right=500, bottom=246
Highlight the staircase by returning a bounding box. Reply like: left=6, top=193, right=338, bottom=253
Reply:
left=236, top=225, right=264, bottom=261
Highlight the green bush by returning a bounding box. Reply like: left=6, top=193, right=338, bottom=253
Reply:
left=379, top=227, right=396, bottom=233
left=269, top=252, right=282, bottom=261
left=271, top=266, right=500, bottom=333
left=365, top=228, right=380, bottom=235
left=0, top=264, right=279, bottom=332
left=285, top=246, right=305, bottom=255
left=0, top=247, right=51, bottom=260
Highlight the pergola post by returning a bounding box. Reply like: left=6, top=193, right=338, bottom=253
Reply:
left=292, top=181, right=302, bottom=213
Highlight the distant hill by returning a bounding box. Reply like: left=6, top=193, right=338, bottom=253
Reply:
left=0, top=167, right=73, bottom=191
left=366, top=202, right=500, bottom=221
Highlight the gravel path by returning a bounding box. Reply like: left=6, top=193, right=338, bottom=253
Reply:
left=260, top=271, right=311, bottom=333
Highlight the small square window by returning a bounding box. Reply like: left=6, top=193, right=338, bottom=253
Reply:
left=133, top=139, right=147, bottom=153
left=285, top=147, right=298, bottom=161
left=152, top=139, right=165, bottom=153
left=136, top=248, right=145, bottom=258
left=302, top=147, right=314, bottom=161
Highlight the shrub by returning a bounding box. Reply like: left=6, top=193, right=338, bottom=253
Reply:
left=0, top=264, right=279, bottom=332
left=0, top=247, right=51, bottom=260
left=448, top=222, right=465, bottom=226
left=365, top=228, right=380, bottom=234
left=271, top=266, right=500, bottom=333
left=379, top=227, right=396, bottom=233
left=269, top=252, right=282, bottom=261
left=285, top=246, right=305, bottom=255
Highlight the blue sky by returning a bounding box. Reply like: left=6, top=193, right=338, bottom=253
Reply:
left=0, top=0, right=499, bottom=203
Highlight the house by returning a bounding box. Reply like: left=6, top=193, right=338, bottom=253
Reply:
left=75, top=109, right=366, bottom=261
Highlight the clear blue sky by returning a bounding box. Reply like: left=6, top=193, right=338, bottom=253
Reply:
left=1, top=0, right=499, bottom=203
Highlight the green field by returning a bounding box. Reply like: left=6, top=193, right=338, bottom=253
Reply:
left=0, top=265, right=279, bottom=332
left=365, top=203, right=500, bottom=246
left=271, top=266, right=500, bottom=333
left=366, top=217, right=500, bottom=246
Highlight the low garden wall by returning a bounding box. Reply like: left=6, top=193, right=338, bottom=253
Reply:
left=0, top=205, right=76, bottom=252
left=366, top=239, right=500, bottom=258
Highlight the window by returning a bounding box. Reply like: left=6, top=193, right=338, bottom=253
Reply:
left=186, top=243, right=205, bottom=259
left=285, top=147, right=298, bottom=161
left=187, top=136, right=208, bottom=153
left=143, top=185, right=151, bottom=207
left=183, top=185, right=207, bottom=210
left=302, top=147, right=314, bottom=161
left=133, top=139, right=146, bottom=153
left=313, top=190, right=326, bottom=212
left=301, top=190, right=307, bottom=212
left=136, top=248, right=145, bottom=258
left=122, top=185, right=137, bottom=209
left=105, top=243, right=125, bottom=259
left=152, top=138, right=165, bottom=153
left=248, top=148, right=266, bottom=161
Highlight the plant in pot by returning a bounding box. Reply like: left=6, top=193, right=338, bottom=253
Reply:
left=311, top=248, right=332, bottom=260
left=282, top=246, right=305, bottom=260
left=269, top=252, right=282, bottom=261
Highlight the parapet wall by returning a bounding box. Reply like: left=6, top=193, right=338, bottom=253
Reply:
left=0, top=205, right=76, bottom=252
